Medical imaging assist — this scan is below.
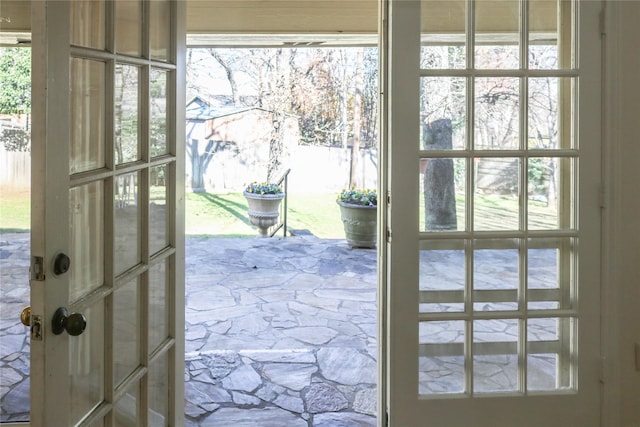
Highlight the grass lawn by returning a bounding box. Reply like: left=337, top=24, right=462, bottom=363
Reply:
left=187, top=192, right=343, bottom=238
left=1, top=188, right=555, bottom=237
left=0, top=188, right=30, bottom=232
left=0, top=188, right=344, bottom=237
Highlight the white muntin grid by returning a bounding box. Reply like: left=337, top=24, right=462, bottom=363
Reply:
left=417, top=0, right=579, bottom=397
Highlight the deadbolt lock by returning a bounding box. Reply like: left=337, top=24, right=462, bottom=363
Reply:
left=53, top=253, right=70, bottom=275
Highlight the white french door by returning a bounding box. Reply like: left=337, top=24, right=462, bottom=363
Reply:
left=29, top=0, right=185, bottom=425
left=381, top=0, right=602, bottom=425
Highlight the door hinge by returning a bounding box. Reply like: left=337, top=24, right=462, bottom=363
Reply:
left=386, top=191, right=391, bottom=205
left=386, top=228, right=392, bottom=243
left=385, top=410, right=389, bottom=427
left=599, top=184, right=606, bottom=209
left=600, top=356, right=608, bottom=384
left=599, top=7, right=607, bottom=37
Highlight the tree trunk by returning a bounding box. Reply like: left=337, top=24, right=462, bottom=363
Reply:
left=187, top=139, right=218, bottom=192
left=209, top=50, right=241, bottom=105
left=189, top=139, right=205, bottom=192
left=349, top=49, right=364, bottom=188
left=423, top=119, right=457, bottom=230
left=267, top=113, right=284, bottom=182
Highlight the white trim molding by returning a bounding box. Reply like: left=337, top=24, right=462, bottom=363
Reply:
left=602, top=1, right=640, bottom=426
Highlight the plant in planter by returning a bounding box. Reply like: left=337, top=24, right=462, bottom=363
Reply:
left=337, top=188, right=378, bottom=248
left=244, top=182, right=285, bottom=237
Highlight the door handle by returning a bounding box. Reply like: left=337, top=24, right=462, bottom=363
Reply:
left=52, top=307, right=87, bottom=336
left=20, top=306, right=31, bottom=326
left=21, top=306, right=43, bottom=341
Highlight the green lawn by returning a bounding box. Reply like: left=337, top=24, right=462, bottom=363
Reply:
left=186, top=192, right=343, bottom=238
left=0, top=189, right=343, bottom=237
left=0, top=188, right=30, bottom=232
left=2, top=189, right=555, bottom=237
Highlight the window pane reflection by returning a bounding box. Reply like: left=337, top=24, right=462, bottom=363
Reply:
left=70, top=0, right=105, bottom=49
left=115, top=172, right=141, bottom=275
left=70, top=58, right=105, bottom=174
left=69, top=181, right=104, bottom=302
left=420, top=77, right=466, bottom=150
left=115, top=64, right=140, bottom=165
left=150, top=69, right=169, bottom=157
left=115, top=0, right=142, bottom=57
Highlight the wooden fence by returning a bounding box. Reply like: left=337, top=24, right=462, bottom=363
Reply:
left=0, top=146, right=30, bottom=190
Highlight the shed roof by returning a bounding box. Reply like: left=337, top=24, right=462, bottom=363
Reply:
left=186, top=96, right=266, bottom=121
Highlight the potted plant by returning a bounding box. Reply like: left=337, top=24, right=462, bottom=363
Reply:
left=337, top=188, right=378, bottom=248
left=244, top=182, right=285, bottom=237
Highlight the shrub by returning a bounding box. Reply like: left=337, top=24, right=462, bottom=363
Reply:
left=337, top=188, right=377, bottom=206
left=244, top=181, right=283, bottom=195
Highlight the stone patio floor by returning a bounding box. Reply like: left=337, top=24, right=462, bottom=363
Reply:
left=1, top=232, right=559, bottom=426
left=1, top=233, right=378, bottom=426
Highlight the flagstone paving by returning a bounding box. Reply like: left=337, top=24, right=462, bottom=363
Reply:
left=183, top=235, right=378, bottom=426
left=2, top=232, right=559, bottom=425
left=0, top=233, right=379, bottom=425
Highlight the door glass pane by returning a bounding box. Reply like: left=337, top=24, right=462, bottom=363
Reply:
left=419, top=320, right=465, bottom=395
left=474, top=77, right=520, bottom=150
left=420, top=77, right=466, bottom=150
left=116, top=0, right=142, bottom=57
left=420, top=159, right=465, bottom=232
left=115, top=382, right=139, bottom=426
left=115, top=172, right=141, bottom=275
left=528, top=77, right=574, bottom=150
left=473, top=318, right=519, bottom=393
left=409, top=0, right=588, bottom=409
left=70, top=301, right=104, bottom=425
left=473, top=241, right=519, bottom=312
left=475, top=0, right=520, bottom=69
left=528, top=238, right=573, bottom=311
left=114, top=278, right=140, bottom=386
left=420, top=0, right=466, bottom=69
left=474, top=158, right=520, bottom=231
left=148, top=261, right=169, bottom=352
left=150, top=69, right=169, bottom=157
left=150, top=165, right=169, bottom=254
left=148, top=354, right=169, bottom=426
left=528, top=157, right=572, bottom=230
left=115, top=64, right=141, bottom=165
left=70, top=58, right=106, bottom=174
left=69, top=181, right=104, bottom=303
left=529, top=0, right=574, bottom=70
left=70, top=0, right=105, bottom=49
left=527, top=317, right=573, bottom=391
left=150, top=0, right=171, bottom=61
left=419, top=241, right=465, bottom=313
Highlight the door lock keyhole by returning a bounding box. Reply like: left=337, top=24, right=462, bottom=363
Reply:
left=54, top=253, right=70, bottom=275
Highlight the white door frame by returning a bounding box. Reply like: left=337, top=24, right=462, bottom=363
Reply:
left=27, top=1, right=186, bottom=425
left=380, top=0, right=603, bottom=425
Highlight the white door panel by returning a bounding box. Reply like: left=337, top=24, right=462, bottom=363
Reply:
left=30, top=1, right=185, bottom=425
left=381, top=1, right=602, bottom=425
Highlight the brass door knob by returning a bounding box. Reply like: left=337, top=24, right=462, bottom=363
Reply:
left=20, top=306, right=31, bottom=327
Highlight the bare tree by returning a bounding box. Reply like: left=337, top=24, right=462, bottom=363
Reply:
left=349, top=49, right=365, bottom=188
left=209, top=50, right=241, bottom=105
left=186, top=47, right=380, bottom=185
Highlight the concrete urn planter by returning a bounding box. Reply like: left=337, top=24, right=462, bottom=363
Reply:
left=244, top=191, right=285, bottom=237
left=337, top=201, right=377, bottom=248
